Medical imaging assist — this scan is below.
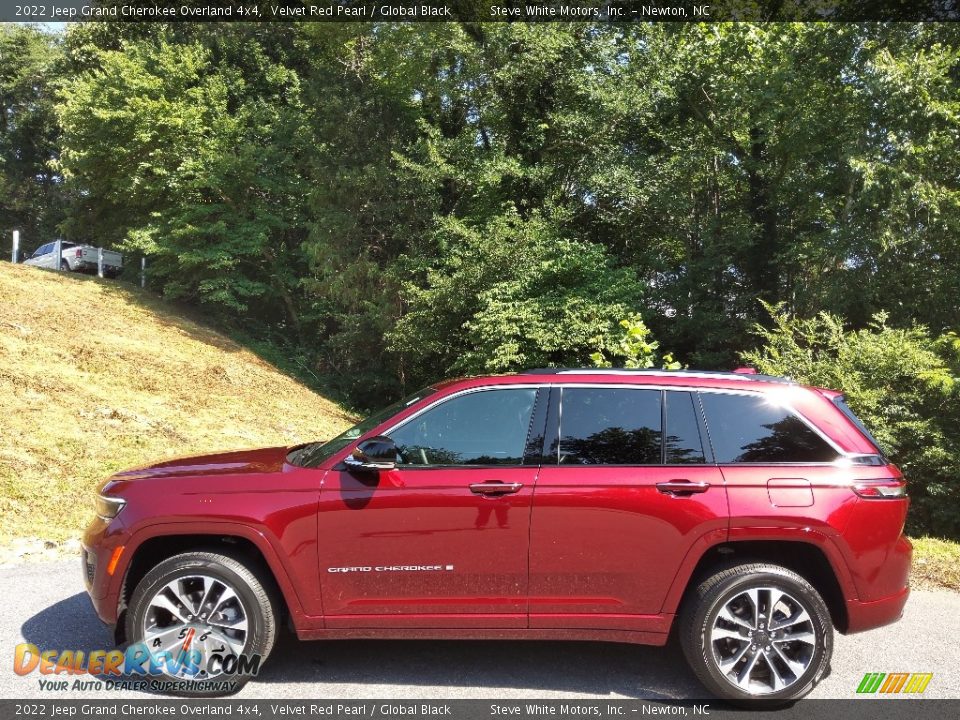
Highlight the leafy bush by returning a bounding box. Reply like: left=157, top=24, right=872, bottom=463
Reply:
left=387, top=212, right=647, bottom=380
left=590, top=314, right=681, bottom=370
left=742, top=303, right=960, bottom=538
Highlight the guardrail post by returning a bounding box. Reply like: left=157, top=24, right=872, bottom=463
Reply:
left=11, top=230, right=19, bottom=263
left=97, top=248, right=104, bottom=278
left=54, top=239, right=62, bottom=271
left=140, top=257, right=146, bottom=288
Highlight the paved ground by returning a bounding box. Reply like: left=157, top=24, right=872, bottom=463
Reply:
left=3, top=561, right=958, bottom=700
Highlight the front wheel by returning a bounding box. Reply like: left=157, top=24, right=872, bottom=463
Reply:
left=679, top=563, right=833, bottom=705
left=125, top=551, right=278, bottom=696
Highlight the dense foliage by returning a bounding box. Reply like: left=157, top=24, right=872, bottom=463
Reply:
left=3, top=22, right=959, bottom=534
left=0, top=26, right=65, bottom=252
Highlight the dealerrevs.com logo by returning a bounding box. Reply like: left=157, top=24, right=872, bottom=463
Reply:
left=856, top=672, right=934, bottom=694
left=14, top=642, right=261, bottom=694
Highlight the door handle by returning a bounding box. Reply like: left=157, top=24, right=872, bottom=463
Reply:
left=469, top=482, right=523, bottom=496
left=657, top=480, right=710, bottom=496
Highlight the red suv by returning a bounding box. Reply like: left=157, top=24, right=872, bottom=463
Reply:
left=82, top=369, right=911, bottom=702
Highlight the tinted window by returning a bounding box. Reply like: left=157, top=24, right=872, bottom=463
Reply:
left=700, top=393, right=837, bottom=463
left=833, top=396, right=886, bottom=455
left=665, top=391, right=706, bottom=464
left=390, top=388, right=537, bottom=466
left=557, top=388, right=661, bottom=465
left=34, top=244, right=51, bottom=257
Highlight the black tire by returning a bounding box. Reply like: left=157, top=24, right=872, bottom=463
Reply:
left=60, top=260, right=70, bottom=272
left=125, top=551, right=278, bottom=696
left=679, top=563, right=833, bottom=706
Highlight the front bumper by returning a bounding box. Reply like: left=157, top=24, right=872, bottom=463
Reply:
left=81, top=546, right=97, bottom=591
left=81, top=516, right=124, bottom=626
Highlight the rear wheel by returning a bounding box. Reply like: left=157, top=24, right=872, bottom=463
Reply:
left=59, top=260, right=70, bottom=272
left=679, top=563, right=833, bottom=705
left=125, top=551, right=278, bottom=696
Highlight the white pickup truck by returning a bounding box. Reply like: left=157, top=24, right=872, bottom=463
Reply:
left=23, top=241, right=123, bottom=277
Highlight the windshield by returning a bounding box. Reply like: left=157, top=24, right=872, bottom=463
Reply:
left=286, top=386, right=438, bottom=468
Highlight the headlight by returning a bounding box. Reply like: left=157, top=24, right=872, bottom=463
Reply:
left=95, top=494, right=126, bottom=521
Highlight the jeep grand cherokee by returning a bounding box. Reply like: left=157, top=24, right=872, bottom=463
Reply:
left=82, top=369, right=910, bottom=702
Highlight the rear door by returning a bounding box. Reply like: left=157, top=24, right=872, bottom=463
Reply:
left=318, top=385, right=548, bottom=628
left=529, top=386, right=728, bottom=631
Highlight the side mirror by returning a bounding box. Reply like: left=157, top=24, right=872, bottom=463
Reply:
left=344, top=435, right=397, bottom=472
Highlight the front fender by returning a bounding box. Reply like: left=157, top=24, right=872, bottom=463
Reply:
left=110, top=520, right=319, bottom=633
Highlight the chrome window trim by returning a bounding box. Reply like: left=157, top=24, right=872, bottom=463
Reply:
left=375, top=381, right=873, bottom=468
left=553, top=369, right=761, bottom=381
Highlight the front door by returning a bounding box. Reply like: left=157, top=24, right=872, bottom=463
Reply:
left=529, top=386, right=728, bottom=631
left=318, top=386, right=546, bottom=629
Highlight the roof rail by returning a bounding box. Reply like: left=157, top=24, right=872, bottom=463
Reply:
left=517, top=368, right=794, bottom=384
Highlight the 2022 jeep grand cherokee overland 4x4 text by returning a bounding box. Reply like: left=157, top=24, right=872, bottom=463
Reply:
left=82, top=369, right=911, bottom=702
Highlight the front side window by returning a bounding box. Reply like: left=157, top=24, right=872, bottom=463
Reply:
left=557, top=388, right=661, bottom=465
left=700, top=392, right=838, bottom=463
left=389, top=388, right=537, bottom=466
left=33, top=243, right=51, bottom=257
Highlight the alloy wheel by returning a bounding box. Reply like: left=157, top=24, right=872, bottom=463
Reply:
left=709, top=586, right=817, bottom=695
left=141, top=574, right=249, bottom=679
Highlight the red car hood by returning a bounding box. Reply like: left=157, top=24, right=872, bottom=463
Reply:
left=112, top=446, right=290, bottom=480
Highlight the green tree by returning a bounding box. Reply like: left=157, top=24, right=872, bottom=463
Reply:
left=53, top=21, right=960, bottom=417
left=57, top=25, right=311, bottom=333
left=591, top=314, right=681, bottom=370
left=0, top=25, right=64, bottom=254
left=387, top=211, right=647, bottom=381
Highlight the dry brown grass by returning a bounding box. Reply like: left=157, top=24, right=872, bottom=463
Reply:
left=911, top=537, right=960, bottom=592
left=0, top=262, right=354, bottom=545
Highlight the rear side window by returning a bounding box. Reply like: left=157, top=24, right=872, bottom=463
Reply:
left=833, top=396, right=886, bottom=455
left=557, top=388, right=661, bottom=465
left=665, top=391, right=706, bottom=464
left=700, top=393, right=838, bottom=463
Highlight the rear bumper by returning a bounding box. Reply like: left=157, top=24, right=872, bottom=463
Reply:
left=844, top=585, right=910, bottom=634
left=74, top=260, right=121, bottom=273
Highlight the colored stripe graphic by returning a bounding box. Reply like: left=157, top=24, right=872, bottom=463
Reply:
left=857, top=672, right=933, bottom=694
left=880, top=673, right=910, bottom=693
left=903, top=673, right=934, bottom=694
left=857, top=672, right=885, bottom=693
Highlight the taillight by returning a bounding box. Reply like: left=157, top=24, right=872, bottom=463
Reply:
left=75, top=249, right=82, bottom=258
left=853, top=480, right=907, bottom=499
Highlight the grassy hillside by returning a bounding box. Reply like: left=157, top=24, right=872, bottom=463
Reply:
left=0, top=262, right=354, bottom=545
